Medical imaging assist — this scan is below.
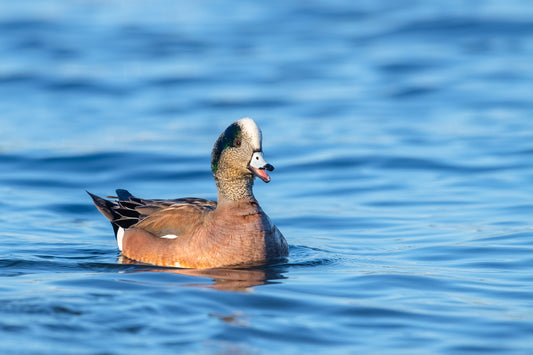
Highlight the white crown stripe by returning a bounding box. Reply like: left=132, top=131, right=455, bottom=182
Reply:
left=238, top=117, right=262, bottom=151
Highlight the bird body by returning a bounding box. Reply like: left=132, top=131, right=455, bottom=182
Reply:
left=89, top=118, right=288, bottom=268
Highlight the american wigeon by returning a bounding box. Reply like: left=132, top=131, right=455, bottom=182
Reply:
left=89, top=118, right=288, bottom=268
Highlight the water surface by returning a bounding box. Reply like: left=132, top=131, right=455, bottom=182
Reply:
left=1, top=1, right=533, bottom=354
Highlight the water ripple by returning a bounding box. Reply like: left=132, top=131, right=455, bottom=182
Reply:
left=1, top=1, right=533, bottom=354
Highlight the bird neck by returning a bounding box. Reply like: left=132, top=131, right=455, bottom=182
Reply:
left=215, top=175, right=256, bottom=205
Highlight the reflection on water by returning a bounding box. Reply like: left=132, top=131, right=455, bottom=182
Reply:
left=1, top=0, right=533, bottom=354
left=118, top=256, right=287, bottom=292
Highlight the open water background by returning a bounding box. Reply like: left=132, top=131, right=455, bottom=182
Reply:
left=1, top=1, right=533, bottom=354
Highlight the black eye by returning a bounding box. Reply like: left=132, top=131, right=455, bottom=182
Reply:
left=235, top=139, right=241, bottom=147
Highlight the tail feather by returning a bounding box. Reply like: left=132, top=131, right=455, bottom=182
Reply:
left=114, top=207, right=141, bottom=218
left=114, top=217, right=139, bottom=229
left=89, top=189, right=204, bottom=240
left=87, top=190, right=141, bottom=238
left=87, top=191, right=119, bottom=222
left=118, top=200, right=142, bottom=209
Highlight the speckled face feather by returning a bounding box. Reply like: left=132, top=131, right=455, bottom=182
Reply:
left=211, top=122, right=243, bottom=173
left=211, top=118, right=262, bottom=174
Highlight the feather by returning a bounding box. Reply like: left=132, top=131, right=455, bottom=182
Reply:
left=116, top=189, right=133, bottom=201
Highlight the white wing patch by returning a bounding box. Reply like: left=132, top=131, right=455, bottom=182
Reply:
left=117, top=227, right=125, bottom=251
left=237, top=117, right=262, bottom=151
left=160, top=234, right=179, bottom=239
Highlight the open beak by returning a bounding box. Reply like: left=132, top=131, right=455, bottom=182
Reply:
left=249, top=151, right=274, bottom=183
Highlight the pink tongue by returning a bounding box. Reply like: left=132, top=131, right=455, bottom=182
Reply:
left=252, top=167, right=271, bottom=183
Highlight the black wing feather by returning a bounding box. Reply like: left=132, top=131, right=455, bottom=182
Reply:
left=88, top=189, right=217, bottom=237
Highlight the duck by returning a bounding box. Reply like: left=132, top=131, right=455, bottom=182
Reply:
left=88, top=118, right=289, bottom=268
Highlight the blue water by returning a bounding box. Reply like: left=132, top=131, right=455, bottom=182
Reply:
left=1, top=1, right=533, bottom=354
